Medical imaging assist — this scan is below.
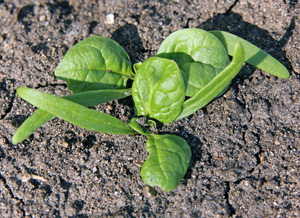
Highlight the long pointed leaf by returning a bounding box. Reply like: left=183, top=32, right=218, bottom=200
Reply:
left=176, top=41, right=245, bottom=120
left=210, top=30, right=290, bottom=79
left=12, top=89, right=132, bottom=144
left=15, top=88, right=136, bottom=137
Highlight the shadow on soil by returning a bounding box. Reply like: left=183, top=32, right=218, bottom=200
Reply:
left=185, top=11, right=295, bottom=180
left=147, top=11, right=295, bottom=181
left=112, top=23, right=146, bottom=64
left=71, top=12, right=295, bottom=184
left=6, top=11, right=295, bottom=190
left=7, top=11, right=295, bottom=198
left=199, top=11, right=295, bottom=80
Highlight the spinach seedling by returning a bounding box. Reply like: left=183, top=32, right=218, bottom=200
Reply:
left=13, top=29, right=289, bottom=191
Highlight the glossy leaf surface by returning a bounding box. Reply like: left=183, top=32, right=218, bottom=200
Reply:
left=132, top=57, right=185, bottom=124
left=180, top=62, right=218, bottom=97
left=157, top=28, right=230, bottom=97
left=158, top=28, right=230, bottom=69
left=141, top=134, right=191, bottom=191
left=55, top=36, right=134, bottom=93
left=12, top=89, right=132, bottom=144
left=210, top=30, right=290, bottom=79
left=16, top=87, right=137, bottom=135
left=176, top=41, right=245, bottom=120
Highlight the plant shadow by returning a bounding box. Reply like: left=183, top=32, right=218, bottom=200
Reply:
left=198, top=11, right=294, bottom=81
left=109, top=14, right=295, bottom=183
left=168, top=11, right=295, bottom=181
left=112, top=23, right=146, bottom=64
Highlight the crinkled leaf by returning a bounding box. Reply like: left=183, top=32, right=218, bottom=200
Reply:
left=16, top=87, right=137, bottom=135
left=180, top=62, right=218, bottom=97
left=157, top=28, right=231, bottom=97
left=210, top=30, right=290, bottom=79
left=141, top=134, right=191, bottom=191
left=132, top=57, right=185, bottom=124
left=157, top=28, right=230, bottom=71
left=55, top=36, right=134, bottom=93
left=12, top=89, right=132, bottom=144
left=176, top=41, right=245, bottom=120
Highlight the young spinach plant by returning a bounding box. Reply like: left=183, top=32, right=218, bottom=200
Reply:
left=13, top=29, right=289, bottom=191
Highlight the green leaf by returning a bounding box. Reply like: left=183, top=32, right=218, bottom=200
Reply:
left=55, top=36, right=134, bottom=93
left=128, top=117, right=150, bottom=136
left=133, top=62, right=142, bottom=73
left=132, top=57, right=185, bottom=124
left=16, top=87, right=137, bottom=135
left=157, top=28, right=230, bottom=71
left=210, top=30, right=290, bottom=79
left=176, top=41, right=245, bottom=120
left=180, top=62, right=218, bottom=97
left=141, top=134, right=191, bottom=191
left=12, top=89, right=132, bottom=144
left=157, top=28, right=231, bottom=97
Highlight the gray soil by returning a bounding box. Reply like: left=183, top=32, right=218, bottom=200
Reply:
left=0, top=0, right=300, bottom=217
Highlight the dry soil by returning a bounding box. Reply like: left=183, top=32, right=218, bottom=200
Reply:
left=0, top=0, right=300, bottom=217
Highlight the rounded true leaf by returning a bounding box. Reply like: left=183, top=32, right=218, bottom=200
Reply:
left=141, top=134, right=191, bottom=191
left=157, top=29, right=231, bottom=97
left=176, top=41, right=245, bottom=120
left=132, top=57, right=185, bottom=124
left=55, top=36, right=134, bottom=93
left=157, top=28, right=230, bottom=71
left=180, top=62, right=218, bottom=97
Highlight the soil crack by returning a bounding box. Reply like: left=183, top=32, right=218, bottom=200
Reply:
left=0, top=91, right=16, bottom=120
left=224, top=181, right=236, bottom=217
left=0, top=173, right=26, bottom=216
left=225, top=0, right=239, bottom=14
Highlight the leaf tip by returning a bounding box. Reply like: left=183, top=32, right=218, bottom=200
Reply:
left=280, top=69, right=290, bottom=79
left=16, top=87, right=29, bottom=97
left=11, top=136, right=19, bottom=145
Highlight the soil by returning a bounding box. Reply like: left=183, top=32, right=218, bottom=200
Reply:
left=0, top=0, right=300, bottom=217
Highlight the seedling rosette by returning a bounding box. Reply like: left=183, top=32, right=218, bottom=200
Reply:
left=13, top=29, right=289, bottom=191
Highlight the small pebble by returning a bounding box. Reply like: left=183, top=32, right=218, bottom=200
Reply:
left=21, top=174, right=31, bottom=182
left=105, top=14, right=114, bottom=24
left=61, top=142, right=69, bottom=148
left=32, top=175, right=48, bottom=182
left=0, top=135, right=6, bottom=145
left=39, top=15, right=46, bottom=22
left=259, top=155, right=265, bottom=163
left=274, top=140, right=281, bottom=145
left=143, top=186, right=151, bottom=197
left=135, top=161, right=143, bottom=167
left=143, top=186, right=157, bottom=198
left=107, top=105, right=113, bottom=110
